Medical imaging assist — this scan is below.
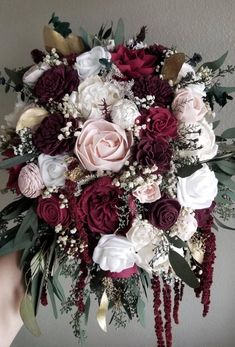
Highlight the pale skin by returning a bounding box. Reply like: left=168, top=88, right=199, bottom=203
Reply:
left=0, top=252, right=24, bottom=347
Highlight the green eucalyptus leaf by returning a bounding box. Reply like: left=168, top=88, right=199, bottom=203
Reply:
left=1, top=197, right=30, bottom=221
left=137, top=297, right=146, bottom=328
left=221, top=127, right=235, bottom=139
left=102, top=26, right=112, bottom=40
left=121, top=298, right=132, bottom=320
left=177, top=163, right=203, bottom=178
left=31, top=272, right=43, bottom=315
left=79, top=27, right=92, bottom=49
left=166, top=234, right=187, bottom=249
left=52, top=265, right=66, bottom=303
left=20, top=294, right=41, bottom=336
left=15, top=207, right=38, bottom=244
left=213, top=120, right=220, bottom=129
left=169, top=248, right=199, bottom=288
left=215, top=172, right=235, bottom=190
left=0, top=153, right=35, bottom=169
left=139, top=269, right=149, bottom=298
left=0, top=232, right=32, bottom=257
left=84, top=296, right=91, bottom=325
left=199, top=51, right=228, bottom=72
left=225, top=189, right=235, bottom=201
left=214, top=217, right=235, bottom=230
left=48, top=278, right=58, bottom=319
left=114, top=18, right=124, bottom=46
left=4, top=66, right=30, bottom=86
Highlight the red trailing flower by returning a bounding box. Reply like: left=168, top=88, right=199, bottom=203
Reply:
left=76, top=176, right=122, bottom=234
left=34, top=64, right=79, bottom=104
left=37, top=194, right=70, bottom=227
left=136, top=107, right=178, bottom=141
left=152, top=275, right=165, bottom=347
left=111, top=45, right=157, bottom=79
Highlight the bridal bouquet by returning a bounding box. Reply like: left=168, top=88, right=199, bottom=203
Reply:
left=0, top=14, right=235, bottom=347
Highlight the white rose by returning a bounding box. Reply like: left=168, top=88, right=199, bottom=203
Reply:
left=177, top=164, right=218, bottom=209
left=75, top=46, right=111, bottom=80
left=171, top=209, right=198, bottom=241
left=111, top=99, right=140, bottom=129
left=126, top=219, right=158, bottom=251
left=23, top=62, right=50, bottom=87
left=78, top=75, right=121, bottom=118
left=176, top=63, right=196, bottom=84
left=92, top=234, right=136, bottom=273
left=38, top=154, right=67, bottom=187
left=179, top=119, right=218, bottom=161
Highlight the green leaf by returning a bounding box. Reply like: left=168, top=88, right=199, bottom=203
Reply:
left=221, top=127, right=235, bottom=139
left=0, top=232, right=32, bottom=257
left=122, top=298, right=132, bottom=320
left=215, top=160, right=235, bottom=176
left=199, top=51, right=228, bottom=72
left=169, top=248, right=199, bottom=288
left=4, top=66, right=30, bottom=86
left=207, top=86, right=235, bottom=109
left=20, top=294, right=41, bottom=336
left=214, top=217, right=235, bottom=230
left=102, top=26, right=112, bottom=40
left=166, top=234, right=187, bottom=249
left=48, top=13, right=72, bottom=38
left=213, top=120, right=220, bottom=130
left=114, top=18, right=124, bottom=46
left=137, top=297, right=146, bottom=328
left=48, top=278, right=58, bottom=319
left=1, top=197, right=31, bottom=221
left=52, top=264, right=66, bottom=303
left=0, top=153, right=35, bottom=169
left=31, top=272, right=43, bottom=315
left=177, top=163, right=203, bottom=178
left=84, top=296, right=91, bottom=325
left=15, top=207, right=38, bottom=244
left=215, top=172, right=235, bottom=190
left=79, top=27, right=93, bottom=49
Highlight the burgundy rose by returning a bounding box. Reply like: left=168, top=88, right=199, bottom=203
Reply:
left=146, top=43, right=167, bottom=65
left=33, top=113, right=76, bottom=155
left=136, top=107, right=178, bottom=140
left=77, top=176, right=122, bottom=234
left=34, top=64, right=79, bottom=104
left=149, top=196, right=181, bottom=231
left=31, top=49, right=46, bottom=64
left=111, top=45, right=157, bottom=79
left=132, top=76, right=174, bottom=108
left=134, top=138, right=172, bottom=173
left=37, top=195, right=70, bottom=227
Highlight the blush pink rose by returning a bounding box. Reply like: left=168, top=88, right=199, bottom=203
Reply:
left=75, top=119, right=133, bottom=172
left=172, top=85, right=207, bottom=124
left=18, top=163, right=45, bottom=198
left=133, top=182, right=161, bottom=204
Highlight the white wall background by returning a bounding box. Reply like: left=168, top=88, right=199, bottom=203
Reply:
left=0, top=0, right=235, bottom=346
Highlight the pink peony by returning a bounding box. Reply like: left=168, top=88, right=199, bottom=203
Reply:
left=75, top=119, right=133, bottom=172
left=18, top=163, right=45, bottom=198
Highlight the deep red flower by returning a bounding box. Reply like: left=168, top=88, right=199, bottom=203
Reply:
left=134, top=137, right=172, bottom=173
left=33, top=113, right=76, bottom=155
left=76, top=176, right=122, bottom=234
left=37, top=194, right=70, bottom=227
left=149, top=196, right=181, bottom=231
left=111, top=45, right=157, bottom=79
left=6, top=164, right=24, bottom=194
left=136, top=107, right=178, bottom=141
left=34, top=64, right=79, bottom=104
left=132, top=76, right=174, bottom=108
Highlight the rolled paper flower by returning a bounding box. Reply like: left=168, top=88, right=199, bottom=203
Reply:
left=75, top=119, right=133, bottom=172
left=16, top=107, right=48, bottom=132
left=18, top=163, right=45, bottom=198
left=92, top=234, right=136, bottom=273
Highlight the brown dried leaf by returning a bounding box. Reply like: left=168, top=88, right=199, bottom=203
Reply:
left=162, top=52, right=185, bottom=83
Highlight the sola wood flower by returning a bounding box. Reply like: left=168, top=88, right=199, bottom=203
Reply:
left=18, top=163, right=45, bottom=198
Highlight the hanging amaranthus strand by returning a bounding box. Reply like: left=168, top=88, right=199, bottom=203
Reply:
left=152, top=275, right=165, bottom=347
left=163, top=282, right=172, bottom=347
left=173, top=280, right=180, bottom=324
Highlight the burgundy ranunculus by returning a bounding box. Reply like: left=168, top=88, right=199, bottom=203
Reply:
left=33, top=113, right=76, bottom=155
left=37, top=195, right=70, bottom=227
left=149, top=196, right=181, bottom=231
left=132, top=76, right=174, bottom=108
left=136, top=107, right=178, bottom=141
left=34, top=64, right=79, bottom=104
left=134, top=138, right=172, bottom=173
left=111, top=45, right=157, bottom=79
left=146, top=43, right=167, bottom=65
left=77, top=176, right=122, bottom=234
left=31, top=49, right=46, bottom=64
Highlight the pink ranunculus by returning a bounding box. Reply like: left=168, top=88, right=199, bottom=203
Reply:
left=172, top=85, right=207, bottom=124
left=18, top=163, right=45, bottom=198
left=75, top=119, right=133, bottom=172
left=133, top=182, right=161, bottom=204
